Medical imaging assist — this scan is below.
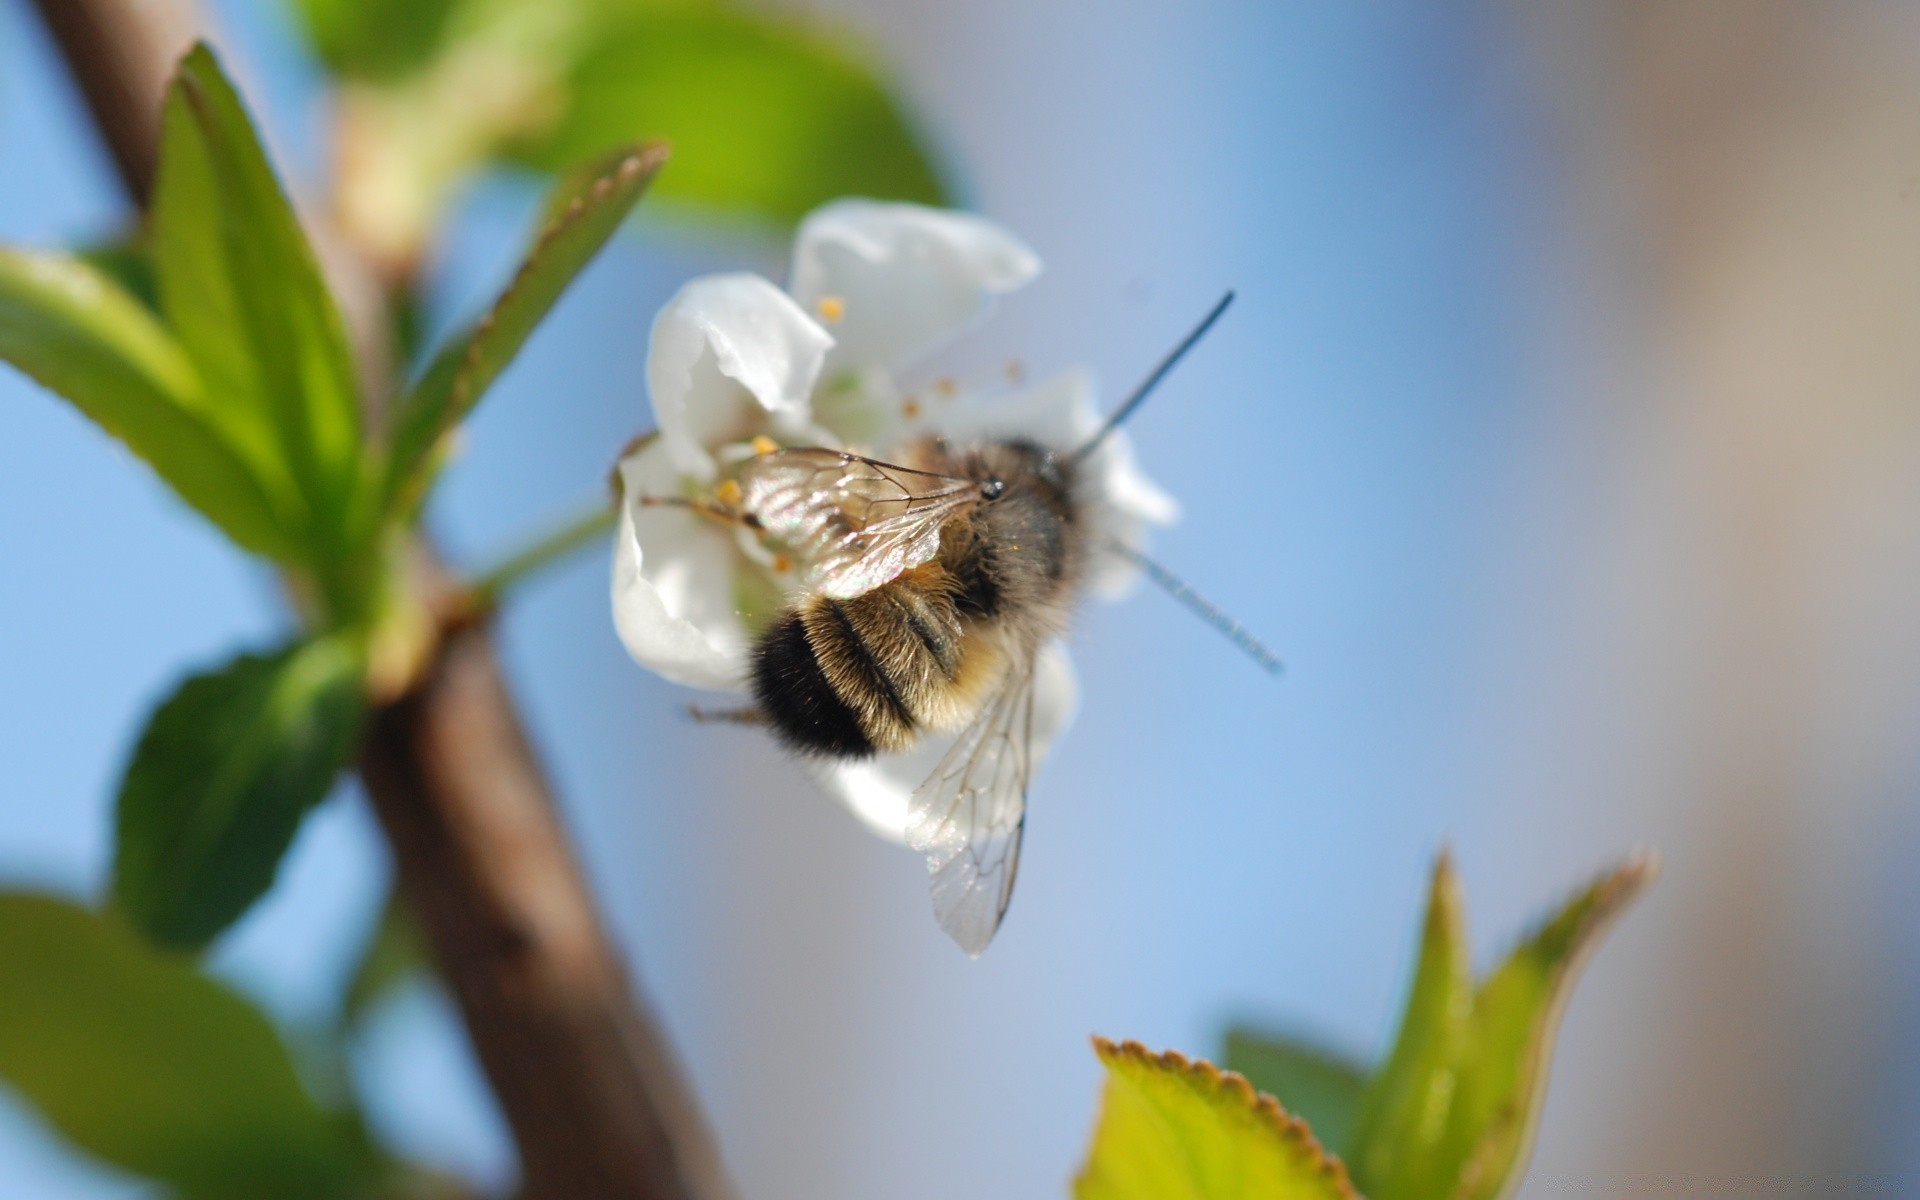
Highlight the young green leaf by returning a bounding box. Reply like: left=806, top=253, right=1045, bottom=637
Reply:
left=1075, top=1038, right=1357, bottom=1200
left=1438, top=856, right=1659, bottom=1200
left=382, top=143, right=665, bottom=515
left=113, top=636, right=366, bottom=950
left=513, top=9, right=946, bottom=222
left=0, top=247, right=298, bottom=558
left=1340, top=853, right=1658, bottom=1200
left=1223, top=1029, right=1369, bottom=1158
left=152, top=43, right=368, bottom=562
left=0, top=892, right=385, bottom=1198
left=1346, top=853, right=1474, bottom=1198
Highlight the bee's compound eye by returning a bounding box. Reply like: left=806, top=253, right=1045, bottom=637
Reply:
left=982, top=478, right=1006, bottom=500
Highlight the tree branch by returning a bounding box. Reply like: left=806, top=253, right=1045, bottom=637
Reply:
left=27, top=0, right=198, bottom=205
left=27, top=3, right=730, bottom=1196
left=361, top=617, right=729, bottom=1200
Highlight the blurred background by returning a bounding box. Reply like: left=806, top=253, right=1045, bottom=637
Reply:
left=4, top=0, right=1919, bottom=1195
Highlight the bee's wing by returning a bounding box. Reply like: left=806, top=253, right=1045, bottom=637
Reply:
left=905, top=646, right=1039, bottom=956
left=738, top=448, right=982, bottom=599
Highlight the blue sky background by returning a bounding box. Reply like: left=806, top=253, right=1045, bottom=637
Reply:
left=3, top=1, right=1916, bottom=1196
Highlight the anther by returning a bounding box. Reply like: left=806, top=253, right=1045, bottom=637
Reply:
left=815, top=294, right=846, bottom=323
left=751, top=435, right=780, bottom=457
left=715, top=479, right=743, bottom=507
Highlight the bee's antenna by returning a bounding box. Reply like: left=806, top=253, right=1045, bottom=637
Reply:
left=1072, top=291, right=1234, bottom=463
left=1107, top=541, right=1283, bottom=676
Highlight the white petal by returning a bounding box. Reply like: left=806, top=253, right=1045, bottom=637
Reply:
left=648, top=273, right=833, bottom=482
left=917, top=369, right=1179, bottom=597
left=611, top=440, right=752, bottom=690
left=809, top=643, right=1078, bottom=843
left=789, top=199, right=1040, bottom=375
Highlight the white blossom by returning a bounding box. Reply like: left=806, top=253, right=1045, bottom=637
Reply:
left=611, top=199, right=1176, bottom=843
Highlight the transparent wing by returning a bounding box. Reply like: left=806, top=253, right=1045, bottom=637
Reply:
left=904, top=647, right=1039, bottom=956
left=737, top=448, right=981, bottom=599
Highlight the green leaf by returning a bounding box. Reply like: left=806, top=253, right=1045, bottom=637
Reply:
left=382, top=144, right=664, bottom=515
left=1347, top=852, right=1474, bottom=1198
left=152, top=43, right=368, bottom=563
left=0, top=247, right=298, bottom=558
left=289, top=0, right=469, bottom=81
left=0, top=892, right=384, bottom=1198
left=74, top=231, right=161, bottom=313
left=114, top=636, right=366, bottom=950
left=1343, top=853, right=1658, bottom=1200
left=311, top=0, right=946, bottom=253
left=339, top=886, right=428, bottom=1031
left=513, top=8, right=946, bottom=222
left=1223, top=1029, right=1368, bottom=1157
left=1438, top=857, right=1659, bottom=1200
left=1075, top=1038, right=1357, bottom=1200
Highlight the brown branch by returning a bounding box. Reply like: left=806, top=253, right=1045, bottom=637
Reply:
left=27, top=3, right=730, bottom=1197
left=27, top=0, right=198, bottom=206
left=361, top=618, right=729, bottom=1200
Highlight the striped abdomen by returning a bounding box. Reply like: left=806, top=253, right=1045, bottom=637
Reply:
left=750, top=567, right=1003, bottom=759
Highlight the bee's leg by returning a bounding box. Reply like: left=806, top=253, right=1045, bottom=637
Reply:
left=686, top=704, right=767, bottom=726
left=632, top=493, right=763, bottom=532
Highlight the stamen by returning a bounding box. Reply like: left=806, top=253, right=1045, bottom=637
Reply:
left=935, top=377, right=958, bottom=397
left=1004, top=358, right=1025, bottom=383
left=771, top=553, right=793, bottom=574
left=815, top=294, right=846, bottom=323
left=750, top=435, right=780, bottom=457
left=714, top=479, right=743, bottom=507
left=901, top=396, right=923, bottom=419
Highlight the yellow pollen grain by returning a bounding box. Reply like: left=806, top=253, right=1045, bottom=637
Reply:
left=771, top=553, right=793, bottom=574
left=902, top=397, right=922, bottom=419
left=715, top=479, right=742, bottom=507
left=935, top=377, right=957, bottom=397
left=815, top=294, right=846, bottom=323
left=751, top=435, right=780, bottom=457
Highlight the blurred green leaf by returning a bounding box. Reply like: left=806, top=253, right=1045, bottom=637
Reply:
left=0, top=247, right=297, bottom=558
left=0, top=891, right=385, bottom=1198
left=1075, top=1038, right=1357, bottom=1200
left=310, top=0, right=946, bottom=266
left=382, top=143, right=664, bottom=515
left=290, top=0, right=468, bottom=82
left=114, top=636, right=365, bottom=950
left=340, top=887, right=428, bottom=1031
left=74, top=232, right=160, bottom=313
left=153, top=44, right=369, bottom=566
left=1342, top=853, right=1657, bottom=1200
left=511, top=8, right=946, bottom=222
left=1347, top=853, right=1473, bottom=1198
left=1223, top=1030, right=1368, bottom=1157
left=1436, top=857, right=1659, bottom=1200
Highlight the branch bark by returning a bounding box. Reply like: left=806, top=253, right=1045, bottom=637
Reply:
left=361, top=618, right=729, bottom=1200
left=28, top=3, right=730, bottom=1196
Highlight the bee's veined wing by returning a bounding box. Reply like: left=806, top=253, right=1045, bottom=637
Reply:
left=737, top=448, right=983, bottom=599
left=905, top=647, right=1039, bottom=956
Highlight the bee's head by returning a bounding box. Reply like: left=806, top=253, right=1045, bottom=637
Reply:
left=976, top=439, right=1074, bottom=514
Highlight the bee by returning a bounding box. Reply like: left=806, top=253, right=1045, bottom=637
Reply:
left=714, top=293, right=1271, bottom=954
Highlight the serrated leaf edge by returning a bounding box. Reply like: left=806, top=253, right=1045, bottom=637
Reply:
left=1092, top=1036, right=1361, bottom=1198
left=448, top=142, right=668, bottom=412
